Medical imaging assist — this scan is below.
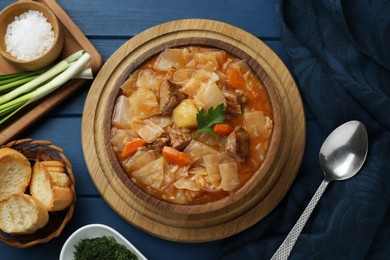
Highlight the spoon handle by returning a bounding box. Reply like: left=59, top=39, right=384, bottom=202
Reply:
left=270, top=179, right=330, bottom=260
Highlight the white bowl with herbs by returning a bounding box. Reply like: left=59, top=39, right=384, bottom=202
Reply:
left=60, top=224, right=147, bottom=260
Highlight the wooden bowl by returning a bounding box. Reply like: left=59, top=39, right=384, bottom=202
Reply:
left=0, top=138, right=76, bottom=248
left=104, top=41, right=284, bottom=215
left=82, top=19, right=306, bottom=242
left=0, top=1, right=64, bottom=71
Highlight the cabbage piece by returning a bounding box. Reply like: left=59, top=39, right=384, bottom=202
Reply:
left=244, top=111, right=273, bottom=139
left=112, top=95, right=134, bottom=128
left=195, top=69, right=218, bottom=82
left=193, top=78, right=226, bottom=110
left=174, top=177, right=200, bottom=191
left=174, top=164, right=190, bottom=180
left=161, top=167, right=175, bottom=193
left=148, top=115, right=173, bottom=128
left=129, top=89, right=161, bottom=119
left=190, top=166, right=208, bottom=189
left=130, top=118, right=164, bottom=143
left=203, top=153, right=224, bottom=187
left=136, top=69, right=165, bottom=97
left=181, top=78, right=204, bottom=97
left=110, top=128, right=138, bottom=153
left=193, top=52, right=219, bottom=70
left=123, top=150, right=157, bottom=172
left=132, top=157, right=165, bottom=190
left=180, top=70, right=218, bottom=97
left=206, top=50, right=227, bottom=67
left=230, top=60, right=251, bottom=74
left=172, top=68, right=196, bottom=85
left=219, top=162, right=240, bottom=191
left=173, top=166, right=208, bottom=192
left=154, top=48, right=190, bottom=71
left=183, top=140, right=219, bottom=162
left=120, top=70, right=139, bottom=96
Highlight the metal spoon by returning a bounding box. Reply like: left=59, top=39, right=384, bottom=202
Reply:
left=271, top=120, right=368, bottom=260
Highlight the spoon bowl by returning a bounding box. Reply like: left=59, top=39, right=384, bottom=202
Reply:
left=320, top=121, right=368, bottom=181
left=271, top=120, right=368, bottom=259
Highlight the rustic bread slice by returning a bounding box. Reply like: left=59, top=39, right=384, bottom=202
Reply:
left=48, top=172, right=71, bottom=187
left=30, top=162, right=73, bottom=212
left=0, top=194, right=49, bottom=235
left=41, top=160, right=65, bottom=173
left=40, top=161, right=65, bottom=167
left=0, top=148, right=31, bottom=200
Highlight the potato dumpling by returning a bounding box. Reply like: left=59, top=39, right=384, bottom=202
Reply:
left=172, top=99, right=198, bottom=128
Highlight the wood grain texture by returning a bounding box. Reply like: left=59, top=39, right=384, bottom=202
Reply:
left=82, top=19, right=306, bottom=242
left=0, top=0, right=102, bottom=146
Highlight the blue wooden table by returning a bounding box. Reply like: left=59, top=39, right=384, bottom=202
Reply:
left=0, top=0, right=324, bottom=259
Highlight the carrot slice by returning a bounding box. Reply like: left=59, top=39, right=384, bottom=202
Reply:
left=162, top=146, right=190, bottom=166
left=227, top=68, right=245, bottom=88
left=212, top=123, right=233, bottom=135
left=121, top=138, right=146, bottom=157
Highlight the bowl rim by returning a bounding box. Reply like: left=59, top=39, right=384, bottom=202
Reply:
left=101, top=38, right=284, bottom=214
left=0, top=1, right=62, bottom=65
left=59, top=223, right=147, bottom=260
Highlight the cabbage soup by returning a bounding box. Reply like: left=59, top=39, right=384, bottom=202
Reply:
left=110, top=46, right=273, bottom=205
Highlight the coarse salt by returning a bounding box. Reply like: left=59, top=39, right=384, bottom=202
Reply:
left=5, top=10, right=55, bottom=61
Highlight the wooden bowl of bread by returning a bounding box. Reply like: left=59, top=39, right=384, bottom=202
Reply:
left=0, top=138, right=75, bottom=248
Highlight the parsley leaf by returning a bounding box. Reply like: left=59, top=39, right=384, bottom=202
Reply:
left=193, top=103, right=226, bottom=138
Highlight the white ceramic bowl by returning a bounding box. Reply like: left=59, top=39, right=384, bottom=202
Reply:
left=59, top=224, right=147, bottom=260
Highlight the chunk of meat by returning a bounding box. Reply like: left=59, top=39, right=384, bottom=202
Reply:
left=146, top=135, right=170, bottom=153
left=166, top=125, right=192, bottom=151
left=235, top=89, right=247, bottom=104
left=222, top=89, right=246, bottom=115
left=225, top=127, right=249, bottom=161
left=159, top=80, right=187, bottom=116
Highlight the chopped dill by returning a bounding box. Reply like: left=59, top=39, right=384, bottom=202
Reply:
left=73, top=236, right=138, bottom=260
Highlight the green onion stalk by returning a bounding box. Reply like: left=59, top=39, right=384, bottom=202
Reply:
left=0, top=50, right=93, bottom=125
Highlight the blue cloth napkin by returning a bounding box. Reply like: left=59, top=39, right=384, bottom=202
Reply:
left=220, top=0, right=390, bottom=259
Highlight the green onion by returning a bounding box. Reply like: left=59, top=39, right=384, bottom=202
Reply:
left=0, top=50, right=92, bottom=125
left=0, top=75, right=40, bottom=93
left=0, top=70, right=42, bottom=86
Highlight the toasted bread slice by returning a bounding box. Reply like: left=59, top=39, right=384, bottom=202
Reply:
left=41, top=160, right=66, bottom=173
left=40, top=160, right=65, bottom=167
left=0, top=194, right=49, bottom=235
left=30, top=162, right=73, bottom=212
left=0, top=148, right=31, bottom=200
left=48, top=172, right=71, bottom=187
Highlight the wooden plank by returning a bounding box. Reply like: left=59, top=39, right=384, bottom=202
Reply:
left=56, top=0, right=280, bottom=38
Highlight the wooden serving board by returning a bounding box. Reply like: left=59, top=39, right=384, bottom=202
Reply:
left=0, top=0, right=102, bottom=145
left=82, top=19, right=306, bottom=242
